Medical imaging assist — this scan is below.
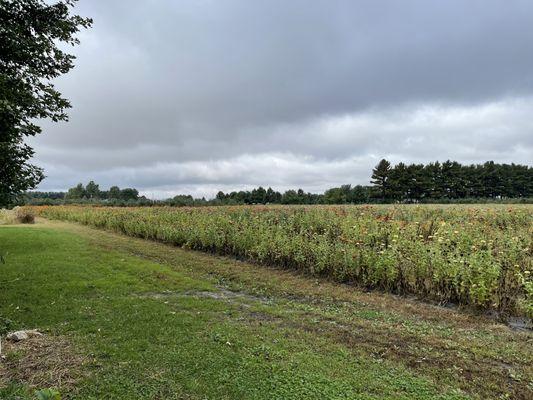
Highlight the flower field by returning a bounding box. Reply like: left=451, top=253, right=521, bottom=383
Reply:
left=30, top=204, right=533, bottom=316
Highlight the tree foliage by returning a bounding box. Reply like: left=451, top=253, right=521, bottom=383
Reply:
left=370, top=159, right=391, bottom=199
left=372, top=160, right=533, bottom=202
left=23, top=160, right=533, bottom=206
left=0, top=0, right=91, bottom=206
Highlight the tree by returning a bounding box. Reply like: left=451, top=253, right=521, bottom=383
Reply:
left=66, top=183, right=86, bottom=199
left=120, top=188, right=139, bottom=201
left=371, top=159, right=391, bottom=200
left=388, top=162, right=408, bottom=201
left=0, top=0, right=91, bottom=206
left=171, top=194, right=194, bottom=207
left=216, top=191, right=226, bottom=201
left=251, top=186, right=267, bottom=204
left=405, top=163, right=428, bottom=201
left=0, top=140, right=44, bottom=205
left=85, top=180, right=100, bottom=199
left=281, top=190, right=298, bottom=204
left=324, top=185, right=352, bottom=204
left=350, top=185, right=370, bottom=203
left=108, top=186, right=121, bottom=199
left=265, top=187, right=282, bottom=204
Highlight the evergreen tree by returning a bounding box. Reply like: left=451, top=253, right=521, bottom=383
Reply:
left=251, top=186, right=267, bottom=204
left=371, top=159, right=391, bottom=200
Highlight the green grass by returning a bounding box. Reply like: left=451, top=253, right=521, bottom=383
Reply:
left=0, top=222, right=531, bottom=399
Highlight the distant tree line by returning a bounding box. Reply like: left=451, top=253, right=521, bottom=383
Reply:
left=22, top=160, right=532, bottom=206
left=24, top=181, right=146, bottom=206
left=65, top=181, right=141, bottom=202
left=370, top=159, right=532, bottom=202
left=212, top=185, right=371, bottom=205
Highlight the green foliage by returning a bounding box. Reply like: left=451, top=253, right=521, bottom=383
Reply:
left=35, top=389, right=61, bottom=400
left=65, top=183, right=86, bottom=200
left=0, top=140, right=45, bottom=207
left=108, top=185, right=121, bottom=199
left=371, top=158, right=392, bottom=199
left=23, top=159, right=532, bottom=207
left=84, top=181, right=100, bottom=199
left=0, top=316, right=13, bottom=335
left=31, top=204, right=533, bottom=316
left=0, top=0, right=91, bottom=207
left=120, top=187, right=139, bottom=201
left=375, top=159, right=533, bottom=202
left=171, top=194, right=196, bottom=206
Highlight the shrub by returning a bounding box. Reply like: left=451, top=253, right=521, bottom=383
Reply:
left=35, top=388, right=61, bottom=400
left=14, top=207, right=35, bottom=224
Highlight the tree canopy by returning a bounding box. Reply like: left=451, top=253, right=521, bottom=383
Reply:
left=0, top=0, right=91, bottom=206
left=371, top=160, right=533, bottom=202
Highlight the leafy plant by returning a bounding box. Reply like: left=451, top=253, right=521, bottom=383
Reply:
left=35, top=388, right=61, bottom=400
left=0, top=316, right=13, bottom=335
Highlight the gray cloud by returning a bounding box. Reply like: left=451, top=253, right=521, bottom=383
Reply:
left=30, top=0, right=533, bottom=197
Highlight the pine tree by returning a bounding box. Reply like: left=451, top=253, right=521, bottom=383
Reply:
left=371, top=159, right=391, bottom=200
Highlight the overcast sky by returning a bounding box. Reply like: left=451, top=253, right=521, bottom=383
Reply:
left=31, top=0, right=533, bottom=198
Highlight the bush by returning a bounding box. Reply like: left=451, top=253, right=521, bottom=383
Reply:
left=14, top=207, right=35, bottom=224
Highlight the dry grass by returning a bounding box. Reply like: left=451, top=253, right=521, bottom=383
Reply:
left=0, top=334, right=87, bottom=391
left=0, top=208, right=35, bottom=225
left=0, top=209, right=16, bottom=225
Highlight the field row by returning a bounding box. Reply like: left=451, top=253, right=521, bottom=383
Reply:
left=30, top=205, right=533, bottom=316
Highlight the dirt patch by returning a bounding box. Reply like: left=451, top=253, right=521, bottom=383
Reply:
left=192, top=287, right=270, bottom=303
left=0, top=334, right=87, bottom=390
left=137, top=286, right=270, bottom=305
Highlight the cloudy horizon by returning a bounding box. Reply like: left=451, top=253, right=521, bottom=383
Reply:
left=30, top=0, right=533, bottom=199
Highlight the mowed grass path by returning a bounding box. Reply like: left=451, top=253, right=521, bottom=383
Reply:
left=0, top=221, right=531, bottom=399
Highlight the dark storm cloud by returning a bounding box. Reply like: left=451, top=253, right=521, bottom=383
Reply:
left=31, top=0, right=533, bottom=197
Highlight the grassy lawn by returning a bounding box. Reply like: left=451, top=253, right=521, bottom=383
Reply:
left=0, top=221, right=531, bottom=399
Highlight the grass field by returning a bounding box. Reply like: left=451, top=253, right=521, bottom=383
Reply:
left=31, top=205, right=533, bottom=316
left=0, top=219, right=532, bottom=399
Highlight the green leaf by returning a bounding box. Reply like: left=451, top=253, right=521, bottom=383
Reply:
left=35, top=388, right=61, bottom=400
